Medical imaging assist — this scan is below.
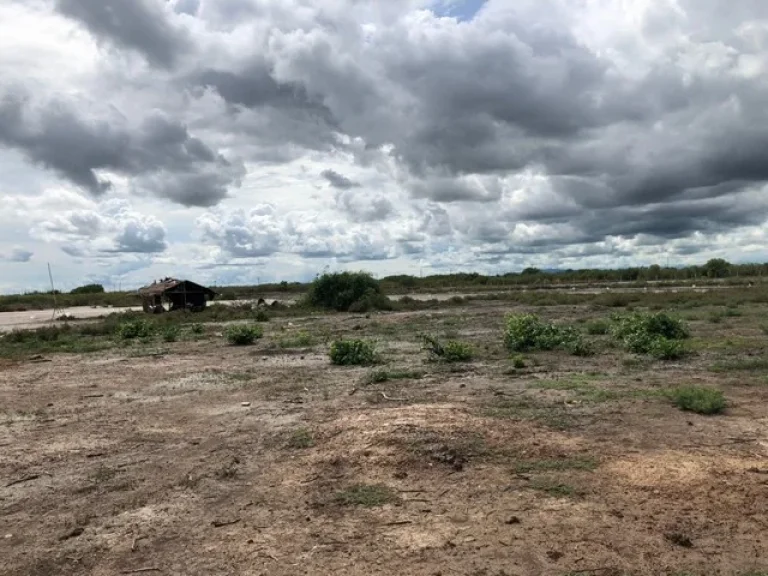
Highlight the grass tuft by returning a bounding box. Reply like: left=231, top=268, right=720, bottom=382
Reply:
left=329, top=339, right=378, bottom=366
left=334, top=483, right=399, bottom=507
left=422, top=335, right=474, bottom=362
left=668, top=386, right=726, bottom=415
left=225, top=324, right=263, bottom=346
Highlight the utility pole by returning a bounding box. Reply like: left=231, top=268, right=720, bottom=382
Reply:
left=48, top=263, right=60, bottom=319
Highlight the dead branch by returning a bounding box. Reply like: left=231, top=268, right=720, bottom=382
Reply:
left=6, top=474, right=41, bottom=487
left=121, top=568, right=161, bottom=574
left=212, top=518, right=240, bottom=528
left=380, top=392, right=406, bottom=401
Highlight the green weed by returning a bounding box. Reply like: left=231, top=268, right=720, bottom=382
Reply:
left=334, top=484, right=399, bottom=507
left=423, top=335, right=474, bottom=362
left=329, top=339, right=378, bottom=366
left=668, top=386, right=726, bottom=415
left=286, top=428, right=315, bottom=449
left=366, top=368, right=423, bottom=384
left=279, top=331, right=314, bottom=348
left=503, top=313, right=588, bottom=356
left=225, top=324, right=263, bottom=346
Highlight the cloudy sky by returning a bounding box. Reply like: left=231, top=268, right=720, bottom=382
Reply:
left=2, top=0, right=768, bottom=292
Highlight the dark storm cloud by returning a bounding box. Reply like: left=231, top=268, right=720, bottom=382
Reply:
left=111, top=220, right=167, bottom=253
left=55, top=0, right=190, bottom=68
left=321, top=169, right=359, bottom=190
left=4, top=248, right=33, bottom=263
left=5, top=0, right=768, bottom=265
left=173, top=0, right=200, bottom=16
left=334, top=189, right=394, bottom=222
left=0, top=90, right=244, bottom=207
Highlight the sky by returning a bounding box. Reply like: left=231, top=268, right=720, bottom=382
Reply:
left=2, top=0, right=768, bottom=293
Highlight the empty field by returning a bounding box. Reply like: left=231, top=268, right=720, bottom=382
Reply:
left=2, top=294, right=768, bottom=575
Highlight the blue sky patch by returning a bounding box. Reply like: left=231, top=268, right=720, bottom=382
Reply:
left=431, top=0, right=488, bottom=22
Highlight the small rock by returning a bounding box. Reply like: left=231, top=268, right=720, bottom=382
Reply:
left=505, top=516, right=521, bottom=525
left=241, top=402, right=251, bottom=407
left=547, top=550, right=563, bottom=561
left=4, top=534, right=12, bottom=539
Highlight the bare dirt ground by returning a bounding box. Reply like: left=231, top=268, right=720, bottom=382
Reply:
left=2, top=301, right=768, bottom=575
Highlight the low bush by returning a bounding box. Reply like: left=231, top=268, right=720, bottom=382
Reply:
left=503, top=313, right=588, bottom=355
left=225, top=324, right=263, bottom=346
left=611, top=311, right=689, bottom=359
left=162, top=325, right=180, bottom=342
left=117, top=319, right=154, bottom=340
left=423, top=335, right=473, bottom=362
left=279, top=331, right=314, bottom=348
left=611, top=311, right=689, bottom=341
left=648, top=337, right=687, bottom=360
left=585, top=319, right=610, bottom=335
left=366, top=368, right=423, bottom=384
left=307, top=272, right=391, bottom=312
left=329, top=339, right=377, bottom=365
left=190, top=323, right=204, bottom=335
left=669, top=386, right=726, bottom=415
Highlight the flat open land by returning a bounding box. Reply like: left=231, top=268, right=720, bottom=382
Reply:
left=2, top=297, right=768, bottom=575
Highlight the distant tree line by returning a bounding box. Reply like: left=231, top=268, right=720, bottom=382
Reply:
left=377, top=259, right=766, bottom=292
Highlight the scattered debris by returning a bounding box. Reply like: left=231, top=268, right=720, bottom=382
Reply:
left=665, top=532, right=693, bottom=548
left=121, top=568, right=161, bottom=574
left=6, top=474, right=43, bottom=487
left=212, top=518, right=240, bottom=528
left=59, top=526, right=84, bottom=541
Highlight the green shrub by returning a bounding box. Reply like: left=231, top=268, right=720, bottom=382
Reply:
left=366, top=369, right=423, bottom=384
left=511, top=355, right=526, bottom=369
left=503, top=313, right=587, bottom=355
left=329, top=339, right=377, bottom=365
left=117, top=319, right=154, bottom=340
left=3, top=324, right=73, bottom=343
left=162, top=325, right=180, bottom=342
left=422, top=335, right=474, bottom=362
left=70, top=283, right=105, bottom=295
left=334, top=484, right=399, bottom=507
left=225, top=324, right=263, bottom=346
left=611, top=311, right=689, bottom=359
left=190, top=323, right=204, bottom=335
left=307, top=272, right=391, bottom=312
left=565, top=338, right=594, bottom=357
left=443, top=340, right=474, bottom=362
left=585, top=319, right=610, bottom=335
left=279, top=331, right=314, bottom=348
left=254, top=309, right=270, bottom=322
left=611, top=311, right=689, bottom=341
left=347, top=288, right=393, bottom=313
left=669, top=386, right=726, bottom=415
left=648, top=337, right=688, bottom=360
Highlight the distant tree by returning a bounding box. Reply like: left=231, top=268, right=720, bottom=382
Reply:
left=70, top=283, right=105, bottom=294
left=648, top=264, right=661, bottom=280
left=521, top=267, right=541, bottom=275
left=703, top=258, right=731, bottom=278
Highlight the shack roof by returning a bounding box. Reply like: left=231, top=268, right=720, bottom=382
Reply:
left=137, top=278, right=216, bottom=298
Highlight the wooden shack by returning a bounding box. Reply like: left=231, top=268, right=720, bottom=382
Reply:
left=138, top=278, right=216, bottom=313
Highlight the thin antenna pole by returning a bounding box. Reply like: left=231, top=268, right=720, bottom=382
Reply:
left=48, top=263, right=58, bottom=319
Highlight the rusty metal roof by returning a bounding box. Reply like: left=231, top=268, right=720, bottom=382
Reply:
left=137, top=278, right=215, bottom=297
